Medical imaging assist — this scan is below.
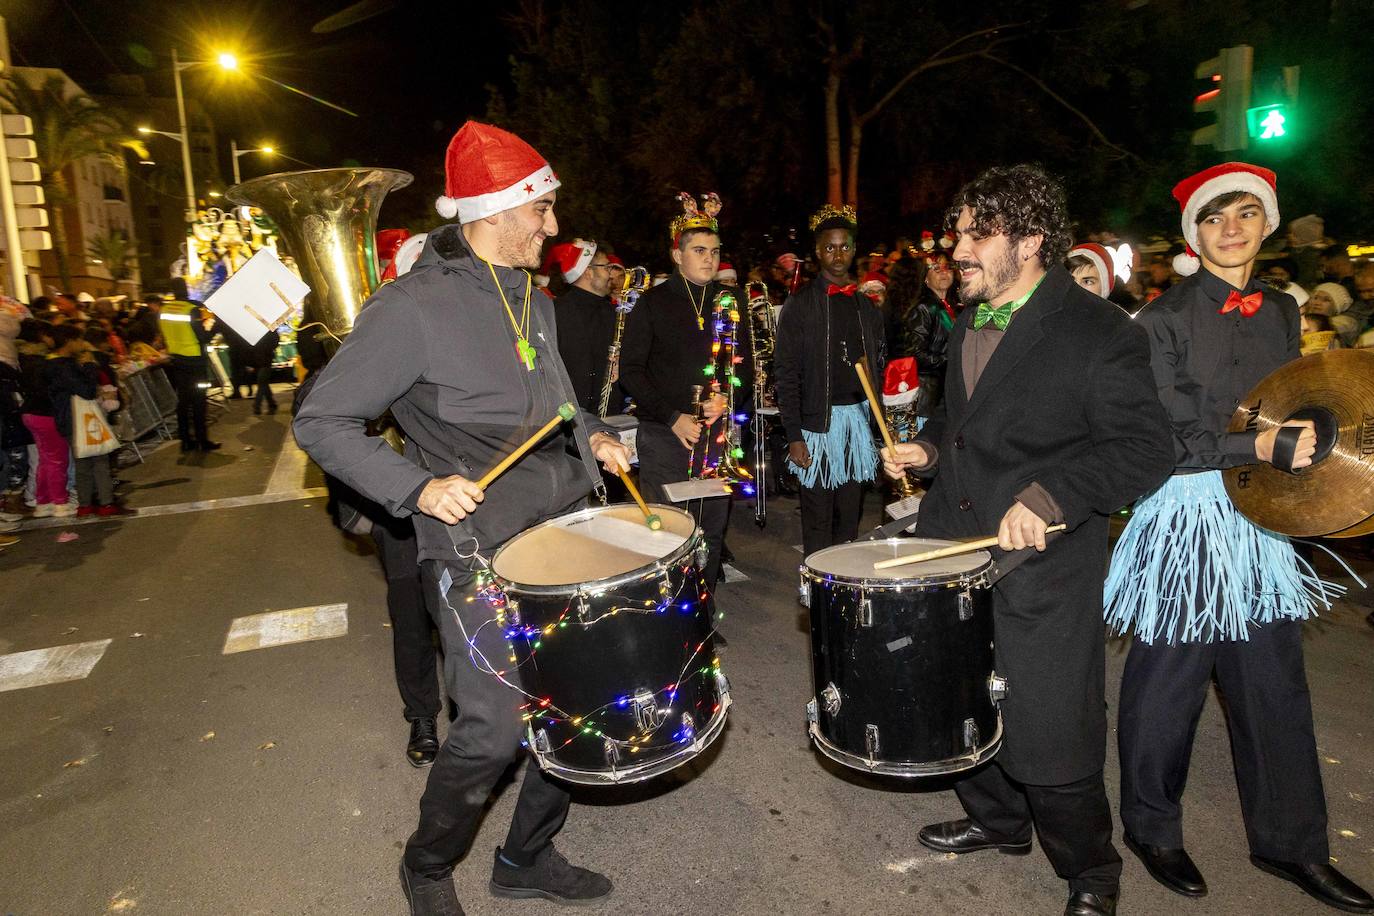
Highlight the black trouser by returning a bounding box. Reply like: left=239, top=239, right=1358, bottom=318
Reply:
left=798, top=478, right=864, bottom=558
left=1118, top=619, right=1328, bottom=862
left=955, top=762, right=1122, bottom=896
left=373, top=521, right=441, bottom=723
left=167, top=355, right=208, bottom=445
left=253, top=366, right=276, bottom=413
left=636, top=421, right=731, bottom=591
left=405, top=561, right=571, bottom=879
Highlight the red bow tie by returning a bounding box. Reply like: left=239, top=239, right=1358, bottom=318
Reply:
left=827, top=283, right=857, bottom=297
left=1218, top=289, right=1263, bottom=317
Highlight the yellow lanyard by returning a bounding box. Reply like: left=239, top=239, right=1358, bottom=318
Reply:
left=487, top=260, right=536, bottom=370
left=683, top=275, right=707, bottom=330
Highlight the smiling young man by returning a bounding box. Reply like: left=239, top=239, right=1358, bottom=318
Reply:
left=773, top=204, right=885, bottom=556
left=1104, top=164, right=1373, bottom=914
left=880, top=164, right=1174, bottom=916
left=618, top=196, right=751, bottom=592
left=294, top=121, right=628, bottom=916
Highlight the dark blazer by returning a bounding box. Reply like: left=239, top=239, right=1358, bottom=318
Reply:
left=914, top=265, right=1174, bottom=785
left=773, top=278, right=886, bottom=444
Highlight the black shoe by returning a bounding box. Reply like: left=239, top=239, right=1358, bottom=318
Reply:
left=198, top=441, right=222, bottom=451
left=1065, top=892, right=1117, bottom=916
left=1123, top=832, right=1207, bottom=897
left=406, top=717, right=439, bottom=768
left=489, top=845, right=612, bottom=904
left=229, top=391, right=243, bottom=400
left=180, top=440, right=195, bottom=453
left=1251, top=854, right=1374, bottom=913
left=399, top=860, right=464, bottom=916
left=268, top=403, right=278, bottom=415
left=253, top=405, right=262, bottom=415
left=917, top=818, right=1032, bottom=856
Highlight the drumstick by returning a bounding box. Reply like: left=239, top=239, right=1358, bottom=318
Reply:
left=476, top=403, right=577, bottom=491
left=854, top=359, right=898, bottom=454
left=872, top=525, right=1068, bottom=571
left=616, top=466, right=663, bottom=530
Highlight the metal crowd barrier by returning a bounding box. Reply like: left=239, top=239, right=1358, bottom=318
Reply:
left=113, top=364, right=178, bottom=462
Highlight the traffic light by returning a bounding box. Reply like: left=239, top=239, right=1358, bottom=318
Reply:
left=1247, top=65, right=1300, bottom=145
left=1193, top=45, right=1253, bottom=152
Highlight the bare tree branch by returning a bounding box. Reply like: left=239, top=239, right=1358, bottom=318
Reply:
left=978, top=52, right=1144, bottom=164
left=857, top=23, right=1026, bottom=124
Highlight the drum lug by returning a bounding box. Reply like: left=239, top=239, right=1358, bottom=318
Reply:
left=958, top=587, right=973, bottom=621
left=864, top=724, right=880, bottom=761
left=798, top=570, right=810, bottom=608
left=858, top=595, right=873, bottom=627
left=575, top=592, right=591, bottom=623
left=532, top=728, right=552, bottom=754
left=631, top=688, right=667, bottom=732
left=694, top=541, right=709, bottom=571
left=679, top=711, right=696, bottom=743
left=963, top=717, right=980, bottom=750
left=821, top=682, right=842, bottom=716
left=805, top=698, right=818, bottom=723
left=988, top=673, right=1010, bottom=703
left=603, top=738, right=620, bottom=772
left=505, top=597, right=521, bottom=626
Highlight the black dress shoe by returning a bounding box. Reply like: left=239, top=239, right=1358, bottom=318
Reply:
left=399, top=860, right=464, bottom=916
left=406, top=717, right=439, bottom=768
left=1251, top=854, right=1374, bottom=913
left=490, top=845, right=612, bottom=903
left=1064, top=891, right=1117, bottom=916
left=198, top=441, right=222, bottom=451
left=1123, top=832, right=1207, bottom=897
left=917, top=818, right=1032, bottom=856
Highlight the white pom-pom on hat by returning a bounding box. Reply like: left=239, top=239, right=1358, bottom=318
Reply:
left=1173, top=249, right=1200, bottom=276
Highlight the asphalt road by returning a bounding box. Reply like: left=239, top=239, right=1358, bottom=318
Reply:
left=2, top=392, right=1371, bottom=916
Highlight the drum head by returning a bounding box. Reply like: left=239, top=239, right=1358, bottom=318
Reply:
left=806, top=538, right=990, bottom=585
left=492, top=504, right=697, bottom=588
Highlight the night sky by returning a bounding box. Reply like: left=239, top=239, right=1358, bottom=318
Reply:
left=2, top=0, right=510, bottom=223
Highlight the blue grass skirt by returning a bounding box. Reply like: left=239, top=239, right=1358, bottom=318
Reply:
left=1104, top=471, right=1342, bottom=644
left=791, top=402, right=878, bottom=490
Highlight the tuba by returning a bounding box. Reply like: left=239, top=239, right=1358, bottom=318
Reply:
left=226, top=168, right=414, bottom=356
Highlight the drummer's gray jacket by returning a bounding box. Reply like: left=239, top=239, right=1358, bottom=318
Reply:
left=293, top=223, right=612, bottom=569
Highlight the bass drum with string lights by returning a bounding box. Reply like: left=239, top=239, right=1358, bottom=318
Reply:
left=490, top=503, right=730, bottom=785
left=802, top=538, right=1006, bottom=777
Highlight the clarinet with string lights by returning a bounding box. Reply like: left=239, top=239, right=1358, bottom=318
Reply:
left=689, top=288, right=753, bottom=489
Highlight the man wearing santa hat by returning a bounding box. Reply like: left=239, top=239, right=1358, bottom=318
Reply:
left=1065, top=243, right=1117, bottom=300
left=550, top=238, right=622, bottom=413
left=1104, top=163, right=1372, bottom=913
left=295, top=121, right=627, bottom=915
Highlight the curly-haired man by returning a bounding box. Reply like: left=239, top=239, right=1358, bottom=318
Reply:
left=882, top=164, right=1175, bottom=916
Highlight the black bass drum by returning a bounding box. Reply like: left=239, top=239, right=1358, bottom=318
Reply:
left=802, top=538, right=1005, bottom=777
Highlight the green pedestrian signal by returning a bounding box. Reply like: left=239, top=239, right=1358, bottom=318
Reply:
left=1247, top=103, right=1290, bottom=141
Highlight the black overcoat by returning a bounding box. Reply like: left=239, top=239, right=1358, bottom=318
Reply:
left=913, top=265, right=1174, bottom=785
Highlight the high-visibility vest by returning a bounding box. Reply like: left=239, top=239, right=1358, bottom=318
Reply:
left=159, top=300, right=204, bottom=357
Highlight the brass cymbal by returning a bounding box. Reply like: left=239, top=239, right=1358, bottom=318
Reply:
left=1223, top=348, right=1374, bottom=537
left=1326, top=512, right=1374, bottom=539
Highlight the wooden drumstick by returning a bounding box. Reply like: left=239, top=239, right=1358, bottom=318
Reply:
left=872, top=525, right=1068, bottom=571
left=476, top=403, right=577, bottom=491
left=616, top=466, right=663, bottom=530
left=854, top=358, right=898, bottom=454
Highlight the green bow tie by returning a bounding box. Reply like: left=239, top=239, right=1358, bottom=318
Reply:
left=972, top=300, right=1019, bottom=331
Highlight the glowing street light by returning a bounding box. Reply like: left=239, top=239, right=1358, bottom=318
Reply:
left=216, top=51, right=239, bottom=71
left=230, top=140, right=277, bottom=185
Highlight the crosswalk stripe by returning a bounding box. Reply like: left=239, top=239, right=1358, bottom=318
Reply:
left=222, top=604, right=349, bottom=655
left=0, top=639, right=113, bottom=693
left=17, top=488, right=328, bottom=530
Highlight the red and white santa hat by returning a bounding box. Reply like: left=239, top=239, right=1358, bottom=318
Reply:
left=716, top=262, right=738, bottom=282
left=435, top=121, right=561, bottom=223
left=1068, top=242, right=1116, bottom=295
left=882, top=357, right=920, bottom=407
left=544, top=239, right=597, bottom=283
left=1171, top=162, right=1279, bottom=276
left=392, top=233, right=428, bottom=278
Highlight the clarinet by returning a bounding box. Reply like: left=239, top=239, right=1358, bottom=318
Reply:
left=597, top=267, right=649, bottom=417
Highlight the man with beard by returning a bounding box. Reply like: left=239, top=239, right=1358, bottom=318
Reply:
left=295, top=121, right=628, bottom=916
left=773, top=203, right=885, bottom=556
left=880, top=164, right=1174, bottom=916
left=550, top=239, right=619, bottom=413
left=619, top=194, right=751, bottom=593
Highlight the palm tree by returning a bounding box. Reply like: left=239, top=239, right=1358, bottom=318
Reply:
left=0, top=73, right=135, bottom=290
left=86, top=230, right=138, bottom=289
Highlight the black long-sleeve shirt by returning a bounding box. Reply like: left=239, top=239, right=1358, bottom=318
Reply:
left=1134, top=265, right=1300, bottom=471
left=554, top=285, right=618, bottom=414
left=619, top=274, right=753, bottom=427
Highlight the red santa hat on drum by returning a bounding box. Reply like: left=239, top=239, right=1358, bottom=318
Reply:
left=434, top=121, right=561, bottom=222
left=544, top=239, right=598, bottom=283
left=1068, top=242, right=1116, bottom=295
left=882, top=357, right=920, bottom=407
left=1171, top=162, right=1279, bottom=276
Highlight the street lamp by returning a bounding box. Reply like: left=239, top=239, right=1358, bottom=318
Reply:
left=230, top=140, right=274, bottom=185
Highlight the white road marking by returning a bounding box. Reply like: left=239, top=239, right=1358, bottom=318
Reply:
left=265, top=431, right=313, bottom=494
left=18, top=488, right=328, bottom=530
left=0, top=639, right=113, bottom=693
left=223, top=604, right=349, bottom=654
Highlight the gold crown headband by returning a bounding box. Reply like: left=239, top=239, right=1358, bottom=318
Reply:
left=808, top=203, right=858, bottom=231
left=670, top=191, right=722, bottom=241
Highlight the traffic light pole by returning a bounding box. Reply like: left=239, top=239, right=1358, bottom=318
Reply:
left=0, top=60, right=28, bottom=302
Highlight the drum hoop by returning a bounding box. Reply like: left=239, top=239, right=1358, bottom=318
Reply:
left=802, top=538, right=992, bottom=588
left=807, top=715, right=1003, bottom=778
left=492, top=503, right=704, bottom=597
